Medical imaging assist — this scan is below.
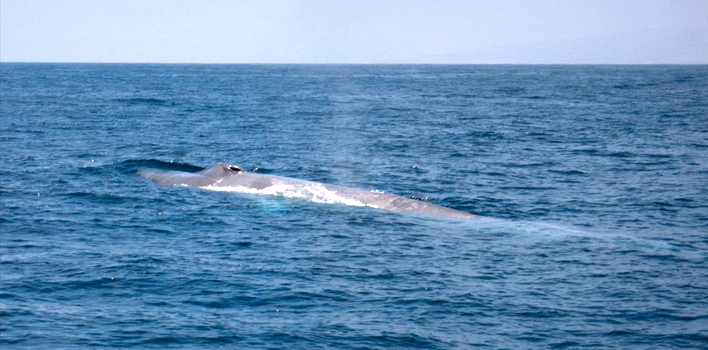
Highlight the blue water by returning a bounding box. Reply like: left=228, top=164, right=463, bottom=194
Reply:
left=1, top=64, right=707, bottom=349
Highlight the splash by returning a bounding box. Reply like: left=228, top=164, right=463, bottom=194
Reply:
left=203, top=183, right=372, bottom=208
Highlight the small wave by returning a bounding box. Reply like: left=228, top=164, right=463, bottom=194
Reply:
left=62, top=191, right=129, bottom=204
left=251, top=167, right=274, bottom=174
left=548, top=169, right=587, bottom=176
left=115, top=97, right=169, bottom=105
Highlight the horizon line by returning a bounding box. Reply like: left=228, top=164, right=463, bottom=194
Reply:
left=3, top=61, right=707, bottom=65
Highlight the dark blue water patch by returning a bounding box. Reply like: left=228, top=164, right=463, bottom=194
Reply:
left=115, top=159, right=205, bottom=174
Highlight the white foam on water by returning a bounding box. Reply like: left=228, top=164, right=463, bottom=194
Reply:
left=443, top=218, right=595, bottom=238
left=203, top=183, right=370, bottom=207
left=470, top=219, right=697, bottom=256
left=201, top=182, right=690, bottom=256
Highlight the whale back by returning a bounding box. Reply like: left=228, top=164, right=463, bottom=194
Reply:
left=141, top=162, right=480, bottom=220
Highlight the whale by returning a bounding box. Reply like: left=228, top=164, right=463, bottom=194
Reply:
left=139, top=162, right=480, bottom=220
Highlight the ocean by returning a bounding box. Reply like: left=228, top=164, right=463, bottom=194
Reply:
left=1, top=63, right=707, bottom=349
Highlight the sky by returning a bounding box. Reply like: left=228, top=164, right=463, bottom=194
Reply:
left=1, top=0, right=706, bottom=64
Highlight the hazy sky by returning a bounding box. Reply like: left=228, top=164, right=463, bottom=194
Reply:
left=1, top=0, right=706, bottom=64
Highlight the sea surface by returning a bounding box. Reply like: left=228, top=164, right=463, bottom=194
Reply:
left=1, top=63, right=707, bottom=349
